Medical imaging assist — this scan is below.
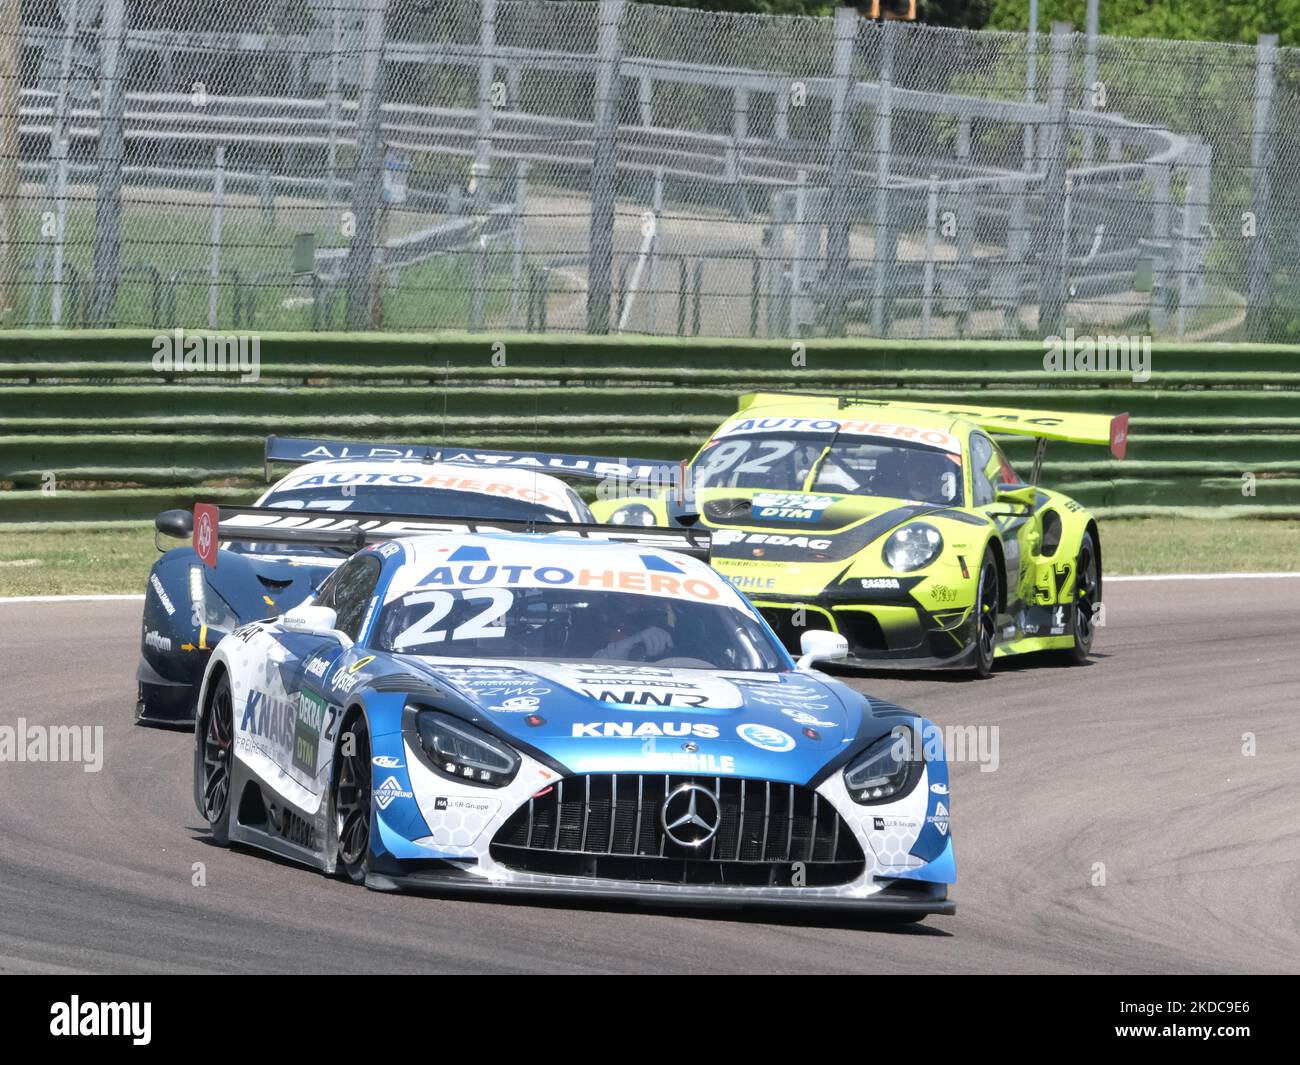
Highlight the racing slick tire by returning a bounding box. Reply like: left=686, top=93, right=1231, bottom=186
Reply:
left=199, top=672, right=235, bottom=845
left=1063, top=529, right=1100, bottom=664
left=333, top=710, right=372, bottom=885
left=971, top=546, right=999, bottom=678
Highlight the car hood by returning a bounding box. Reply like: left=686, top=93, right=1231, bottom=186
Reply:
left=208, top=549, right=341, bottom=621
left=698, top=489, right=960, bottom=566
left=397, top=657, right=894, bottom=785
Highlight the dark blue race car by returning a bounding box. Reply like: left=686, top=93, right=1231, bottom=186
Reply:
left=137, top=436, right=598, bottom=724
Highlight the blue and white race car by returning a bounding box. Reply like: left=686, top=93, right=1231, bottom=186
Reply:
left=138, top=437, right=595, bottom=724
left=191, top=509, right=956, bottom=920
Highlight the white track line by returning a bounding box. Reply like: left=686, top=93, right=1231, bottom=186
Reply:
left=1108, top=572, right=1300, bottom=582
left=0, top=594, right=146, bottom=604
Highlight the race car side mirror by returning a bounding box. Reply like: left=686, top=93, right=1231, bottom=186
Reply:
left=282, top=605, right=354, bottom=649
left=796, top=629, right=849, bottom=671
left=994, top=483, right=1037, bottom=508
left=155, top=509, right=194, bottom=538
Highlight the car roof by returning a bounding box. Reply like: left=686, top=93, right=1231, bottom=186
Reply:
left=261, top=460, right=585, bottom=515
left=725, top=394, right=962, bottom=434
left=708, top=397, right=969, bottom=455
left=274, top=459, right=578, bottom=492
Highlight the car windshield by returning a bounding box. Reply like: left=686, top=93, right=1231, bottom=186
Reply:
left=373, top=584, right=787, bottom=672
left=228, top=485, right=580, bottom=558
left=692, top=432, right=963, bottom=506
left=259, top=485, right=576, bottom=522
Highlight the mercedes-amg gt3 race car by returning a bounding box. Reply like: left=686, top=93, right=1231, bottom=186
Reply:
left=591, top=393, right=1129, bottom=676
left=191, top=509, right=956, bottom=920
left=137, top=436, right=596, bottom=724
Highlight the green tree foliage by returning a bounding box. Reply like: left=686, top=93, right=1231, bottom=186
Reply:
left=986, top=0, right=1300, bottom=46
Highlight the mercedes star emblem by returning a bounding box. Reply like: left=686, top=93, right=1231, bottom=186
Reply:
left=660, top=783, right=721, bottom=847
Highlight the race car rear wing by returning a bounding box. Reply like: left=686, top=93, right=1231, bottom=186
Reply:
left=840, top=400, right=1128, bottom=460
left=737, top=393, right=1129, bottom=461
left=169, top=503, right=712, bottom=568
left=263, top=435, right=680, bottom=486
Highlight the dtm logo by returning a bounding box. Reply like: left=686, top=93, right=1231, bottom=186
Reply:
left=374, top=776, right=413, bottom=810
left=735, top=723, right=795, bottom=752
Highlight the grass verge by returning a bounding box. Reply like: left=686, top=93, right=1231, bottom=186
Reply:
left=1, top=518, right=1298, bottom=598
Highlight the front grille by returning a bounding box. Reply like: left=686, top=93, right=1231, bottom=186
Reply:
left=491, top=774, right=864, bottom=887
left=835, top=610, right=887, bottom=653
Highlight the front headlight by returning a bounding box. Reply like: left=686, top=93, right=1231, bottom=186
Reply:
left=843, top=727, right=919, bottom=804
left=190, top=565, right=241, bottom=633
left=413, top=709, right=520, bottom=788
left=609, top=503, right=656, bottom=526
left=882, top=523, right=943, bottom=572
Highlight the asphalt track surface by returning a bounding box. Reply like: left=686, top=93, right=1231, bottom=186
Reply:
left=0, top=579, right=1296, bottom=974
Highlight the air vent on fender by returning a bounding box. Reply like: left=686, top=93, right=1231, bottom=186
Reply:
left=702, top=498, right=753, bottom=522
left=367, top=674, right=450, bottom=700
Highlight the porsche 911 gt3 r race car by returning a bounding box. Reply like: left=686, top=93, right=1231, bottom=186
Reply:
left=137, top=436, right=595, bottom=724
left=191, top=510, right=956, bottom=920
left=591, top=392, right=1129, bottom=676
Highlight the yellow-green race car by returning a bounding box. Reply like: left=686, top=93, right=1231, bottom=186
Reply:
left=591, top=393, right=1129, bottom=677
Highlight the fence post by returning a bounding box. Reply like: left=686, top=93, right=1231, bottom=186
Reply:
left=1081, top=0, right=1099, bottom=165
left=0, top=0, right=21, bottom=322
left=790, top=169, right=808, bottom=337
left=955, top=115, right=974, bottom=336
left=326, top=9, right=343, bottom=205
left=824, top=5, right=858, bottom=338
left=638, top=76, right=652, bottom=125
left=648, top=167, right=663, bottom=331
left=47, top=0, right=82, bottom=327
left=50, top=138, right=69, bottom=326
left=469, top=0, right=498, bottom=333
left=870, top=17, right=895, bottom=337
left=344, top=0, right=388, bottom=330
left=1038, top=21, right=1071, bottom=338
left=508, top=162, right=529, bottom=328
left=1246, top=33, right=1278, bottom=340
left=922, top=174, right=938, bottom=338
left=209, top=146, right=226, bottom=329
left=1179, top=139, right=1212, bottom=336
left=1005, top=179, right=1029, bottom=336
left=587, top=0, right=623, bottom=334
left=90, top=0, right=128, bottom=327
left=1023, top=0, right=1038, bottom=171
left=23, top=0, right=79, bottom=326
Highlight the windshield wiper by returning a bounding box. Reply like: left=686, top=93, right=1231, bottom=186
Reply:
left=803, top=427, right=842, bottom=492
